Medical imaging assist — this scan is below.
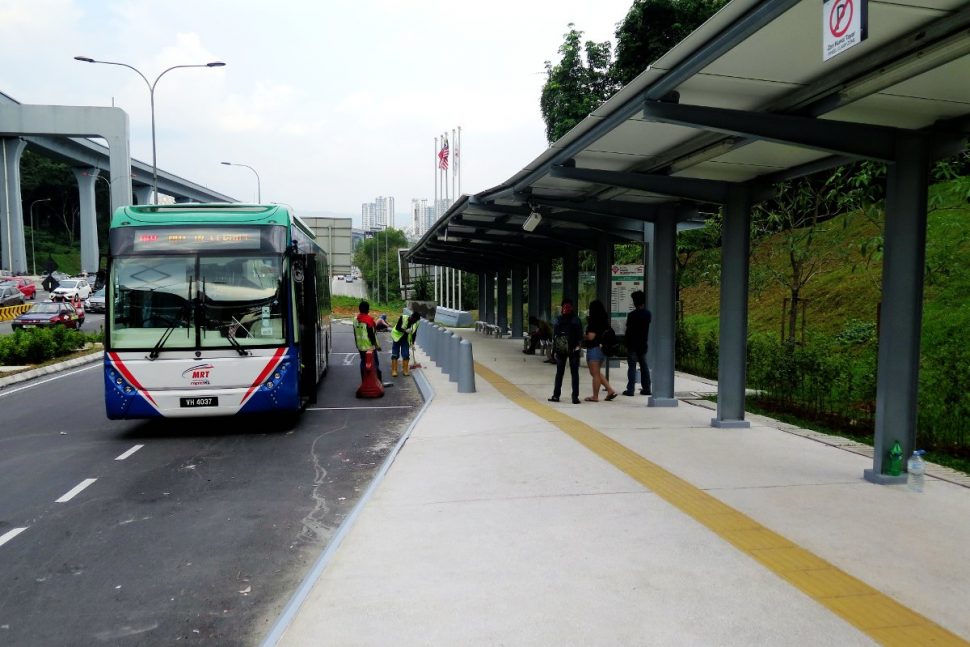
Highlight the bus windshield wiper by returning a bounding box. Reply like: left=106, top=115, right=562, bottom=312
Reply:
left=148, top=281, right=193, bottom=360
left=223, top=322, right=250, bottom=356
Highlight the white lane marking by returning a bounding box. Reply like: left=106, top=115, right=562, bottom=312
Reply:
left=342, top=354, right=355, bottom=366
left=115, top=444, right=144, bottom=461
left=305, top=406, right=415, bottom=411
left=0, top=527, right=27, bottom=548
left=0, top=363, right=100, bottom=398
left=55, top=478, right=97, bottom=503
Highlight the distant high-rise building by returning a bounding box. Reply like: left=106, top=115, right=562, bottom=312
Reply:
left=361, top=202, right=377, bottom=231
left=361, top=196, right=395, bottom=231
left=411, top=198, right=436, bottom=237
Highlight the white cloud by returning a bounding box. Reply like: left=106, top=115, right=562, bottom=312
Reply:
left=2, top=0, right=635, bottom=216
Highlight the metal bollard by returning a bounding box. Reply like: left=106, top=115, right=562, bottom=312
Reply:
left=440, top=328, right=452, bottom=375
left=458, top=339, right=476, bottom=393
left=448, top=332, right=460, bottom=382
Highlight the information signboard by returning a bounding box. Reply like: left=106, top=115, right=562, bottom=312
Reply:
left=610, top=264, right=645, bottom=336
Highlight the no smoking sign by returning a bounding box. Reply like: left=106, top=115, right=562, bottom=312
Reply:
left=823, top=0, right=868, bottom=61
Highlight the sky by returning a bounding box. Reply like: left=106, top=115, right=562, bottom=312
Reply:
left=0, top=0, right=635, bottom=228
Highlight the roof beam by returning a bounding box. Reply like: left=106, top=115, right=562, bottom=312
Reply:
left=443, top=229, right=585, bottom=251
left=641, top=101, right=903, bottom=162
left=550, top=164, right=733, bottom=204
left=528, top=197, right=662, bottom=221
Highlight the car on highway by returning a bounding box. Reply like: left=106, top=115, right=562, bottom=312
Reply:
left=0, top=277, right=36, bottom=300
left=84, top=287, right=106, bottom=313
left=11, top=301, right=84, bottom=331
left=0, top=285, right=26, bottom=307
left=345, top=275, right=354, bottom=282
left=50, top=278, right=92, bottom=302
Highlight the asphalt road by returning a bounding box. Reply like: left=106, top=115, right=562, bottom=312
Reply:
left=0, top=321, right=421, bottom=646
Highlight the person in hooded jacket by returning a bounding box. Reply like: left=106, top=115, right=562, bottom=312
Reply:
left=548, top=298, right=584, bottom=404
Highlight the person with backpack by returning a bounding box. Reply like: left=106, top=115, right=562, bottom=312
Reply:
left=583, top=299, right=618, bottom=402
left=623, top=289, right=652, bottom=396
left=390, top=310, right=421, bottom=377
left=548, top=298, right=584, bottom=404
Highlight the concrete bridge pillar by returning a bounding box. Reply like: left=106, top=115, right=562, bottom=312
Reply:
left=133, top=185, right=152, bottom=206
left=72, top=167, right=100, bottom=273
left=0, top=137, right=28, bottom=274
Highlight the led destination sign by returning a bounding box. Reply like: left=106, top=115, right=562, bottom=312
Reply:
left=132, top=227, right=262, bottom=251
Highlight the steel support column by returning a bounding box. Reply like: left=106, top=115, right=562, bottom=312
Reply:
left=496, top=269, right=508, bottom=334
left=596, top=236, right=612, bottom=306
left=477, top=271, right=486, bottom=319
left=865, top=134, right=930, bottom=484
left=643, top=223, right=654, bottom=371
left=72, top=167, right=100, bottom=273
left=484, top=271, right=496, bottom=325
left=528, top=264, right=538, bottom=321
left=649, top=208, right=678, bottom=407
left=511, top=266, right=525, bottom=338
left=538, top=259, right=552, bottom=322
left=712, top=185, right=752, bottom=427
left=563, top=249, right=579, bottom=308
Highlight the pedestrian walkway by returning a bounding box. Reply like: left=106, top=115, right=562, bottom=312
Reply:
left=270, top=330, right=970, bottom=646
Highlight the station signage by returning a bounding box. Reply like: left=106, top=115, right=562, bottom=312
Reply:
left=610, top=264, right=645, bottom=336
left=823, top=0, right=868, bottom=61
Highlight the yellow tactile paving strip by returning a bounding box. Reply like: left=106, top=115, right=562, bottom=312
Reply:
left=475, top=362, right=969, bottom=647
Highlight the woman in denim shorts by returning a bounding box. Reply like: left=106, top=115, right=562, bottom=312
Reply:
left=583, top=300, right=618, bottom=402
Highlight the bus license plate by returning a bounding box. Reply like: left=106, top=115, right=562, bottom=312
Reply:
left=180, top=397, right=219, bottom=408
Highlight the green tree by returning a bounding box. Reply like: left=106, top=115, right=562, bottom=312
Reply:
left=754, top=172, right=855, bottom=341
left=540, top=25, right=618, bottom=143
left=353, top=228, right=409, bottom=303
left=613, top=0, right=729, bottom=85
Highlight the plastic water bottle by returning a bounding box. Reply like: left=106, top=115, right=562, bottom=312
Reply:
left=907, top=450, right=926, bottom=492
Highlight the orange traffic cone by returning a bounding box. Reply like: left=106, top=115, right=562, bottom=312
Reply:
left=356, top=350, right=385, bottom=398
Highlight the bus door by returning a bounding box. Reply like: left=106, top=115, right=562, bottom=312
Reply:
left=294, top=253, right=319, bottom=404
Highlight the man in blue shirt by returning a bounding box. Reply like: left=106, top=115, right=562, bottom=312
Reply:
left=623, top=290, right=652, bottom=396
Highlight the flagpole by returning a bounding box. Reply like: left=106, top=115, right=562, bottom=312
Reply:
left=433, top=136, right=438, bottom=304
left=451, top=128, right=456, bottom=204
left=457, top=125, right=462, bottom=197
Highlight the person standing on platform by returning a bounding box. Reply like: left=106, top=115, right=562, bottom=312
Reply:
left=548, top=298, right=584, bottom=405
left=623, top=289, right=652, bottom=396
left=390, top=311, right=421, bottom=377
left=354, top=300, right=383, bottom=381
left=583, top=299, right=618, bottom=402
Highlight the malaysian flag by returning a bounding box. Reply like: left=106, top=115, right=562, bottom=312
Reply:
left=438, top=137, right=449, bottom=170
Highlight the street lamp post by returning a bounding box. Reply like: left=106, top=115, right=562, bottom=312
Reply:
left=74, top=56, right=226, bottom=204
left=220, top=162, right=261, bottom=203
left=29, top=198, right=51, bottom=277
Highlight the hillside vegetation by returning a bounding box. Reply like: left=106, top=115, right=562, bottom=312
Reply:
left=677, top=177, right=970, bottom=467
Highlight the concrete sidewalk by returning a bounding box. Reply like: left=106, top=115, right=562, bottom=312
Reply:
left=270, top=330, right=970, bottom=647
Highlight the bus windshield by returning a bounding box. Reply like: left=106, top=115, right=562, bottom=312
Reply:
left=110, top=254, right=286, bottom=350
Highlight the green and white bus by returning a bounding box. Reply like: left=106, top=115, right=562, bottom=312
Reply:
left=103, top=203, right=331, bottom=418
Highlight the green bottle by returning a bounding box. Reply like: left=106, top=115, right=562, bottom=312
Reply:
left=888, top=441, right=903, bottom=476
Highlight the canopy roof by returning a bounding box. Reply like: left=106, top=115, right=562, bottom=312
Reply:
left=408, top=0, right=970, bottom=271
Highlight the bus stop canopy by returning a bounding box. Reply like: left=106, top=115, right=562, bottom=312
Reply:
left=408, top=0, right=969, bottom=271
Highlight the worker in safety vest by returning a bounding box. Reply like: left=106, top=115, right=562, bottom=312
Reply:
left=390, top=311, right=421, bottom=377
left=353, top=300, right=383, bottom=380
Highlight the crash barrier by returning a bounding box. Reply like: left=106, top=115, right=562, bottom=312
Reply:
left=415, top=321, right=476, bottom=393
left=0, top=304, right=32, bottom=321
left=434, top=307, right=473, bottom=327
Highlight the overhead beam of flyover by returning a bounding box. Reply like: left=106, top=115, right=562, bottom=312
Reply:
left=0, top=104, right=132, bottom=210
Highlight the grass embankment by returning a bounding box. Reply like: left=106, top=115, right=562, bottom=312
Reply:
left=679, top=178, right=970, bottom=473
